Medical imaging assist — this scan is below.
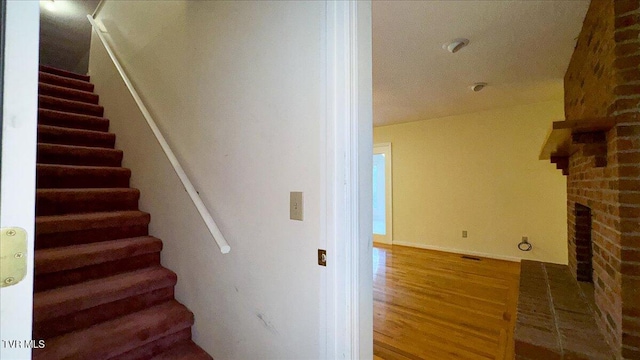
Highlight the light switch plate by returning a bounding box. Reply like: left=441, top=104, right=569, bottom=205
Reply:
left=1, top=227, right=28, bottom=288
left=290, top=192, right=303, bottom=221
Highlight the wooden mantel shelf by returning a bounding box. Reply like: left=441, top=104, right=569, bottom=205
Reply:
left=539, top=117, right=617, bottom=160
left=539, top=117, right=617, bottom=175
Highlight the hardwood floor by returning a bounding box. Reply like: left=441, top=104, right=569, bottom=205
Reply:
left=373, top=244, right=520, bottom=360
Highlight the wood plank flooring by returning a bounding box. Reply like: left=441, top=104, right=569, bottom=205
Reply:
left=373, top=244, right=520, bottom=360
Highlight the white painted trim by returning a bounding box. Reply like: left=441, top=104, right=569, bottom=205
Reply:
left=373, top=142, right=392, bottom=245
left=325, top=0, right=372, bottom=358
left=87, top=15, right=230, bottom=254
left=391, top=241, right=522, bottom=263
left=91, top=0, right=105, bottom=18
left=0, top=1, right=39, bottom=359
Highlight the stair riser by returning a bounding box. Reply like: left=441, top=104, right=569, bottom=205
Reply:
left=112, top=329, right=192, bottom=360
left=39, top=109, right=109, bottom=132
left=39, top=84, right=99, bottom=104
left=35, top=253, right=161, bottom=292
left=40, top=65, right=90, bottom=82
left=34, top=287, right=174, bottom=340
left=37, top=167, right=131, bottom=189
left=37, top=191, right=139, bottom=216
left=37, top=146, right=123, bottom=167
left=38, top=126, right=116, bottom=148
left=39, top=96, right=104, bottom=117
left=39, top=72, right=94, bottom=92
left=35, top=225, right=149, bottom=249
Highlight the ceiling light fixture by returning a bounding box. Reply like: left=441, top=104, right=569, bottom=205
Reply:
left=42, top=0, right=56, bottom=12
left=443, top=38, right=470, bottom=53
left=470, top=83, right=487, bottom=92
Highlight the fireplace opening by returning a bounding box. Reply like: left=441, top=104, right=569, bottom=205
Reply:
left=574, top=204, right=593, bottom=283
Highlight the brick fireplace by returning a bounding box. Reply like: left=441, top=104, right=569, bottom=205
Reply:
left=562, top=0, right=640, bottom=358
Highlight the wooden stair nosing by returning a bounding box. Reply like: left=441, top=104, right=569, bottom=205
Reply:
left=32, top=300, right=194, bottom=360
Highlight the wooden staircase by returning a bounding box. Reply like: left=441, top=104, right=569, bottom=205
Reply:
left=33, top=65, right=212, bottom=360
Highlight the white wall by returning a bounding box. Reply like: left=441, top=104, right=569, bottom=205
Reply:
left=374, top=101, right=568, bottom=264
left=90, top=1, right=332, bottom=359
left=0, top=1, right=39, bottom=359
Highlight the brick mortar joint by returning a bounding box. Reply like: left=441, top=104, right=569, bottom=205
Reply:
left=615, top=24, right=640, bottom=32
left=616, top=38, right=640, bottom=45
left=616, top=10, right=640, bottom=18
left=590, top=240, right=623, bottom=265
left=541, top=263, right=564, bottom=354
left=615, top=94, right=640, bottom=100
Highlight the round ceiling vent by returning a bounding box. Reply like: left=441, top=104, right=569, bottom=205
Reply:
left=443, top=38, right=470, bottom=53
left=470, top=83, right=487, bottom=92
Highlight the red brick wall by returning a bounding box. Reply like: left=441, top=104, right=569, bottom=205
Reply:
left=564, top=1, right=640, bottom=359
left=565, top=0, right=617, bottom=120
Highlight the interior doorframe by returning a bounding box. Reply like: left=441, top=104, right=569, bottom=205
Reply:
left=324, top=0, right=373, bottom=358
left=373, top=142, right=392, bottom=244
left=0, top=1, right=39, bottom=359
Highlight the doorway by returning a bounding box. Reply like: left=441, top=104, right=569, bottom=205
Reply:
left=373, top=143, right=392, bottom=244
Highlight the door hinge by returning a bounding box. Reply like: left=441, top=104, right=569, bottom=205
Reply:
left=318, top=249, right=326, bottom=266
left=1, top=227, right=28, bottom=288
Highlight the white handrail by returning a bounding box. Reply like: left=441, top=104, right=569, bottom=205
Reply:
left=87, top=15, right=231, bottom=254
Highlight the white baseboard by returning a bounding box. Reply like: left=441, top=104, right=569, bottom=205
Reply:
left=390, top=241, right=522, bottom=263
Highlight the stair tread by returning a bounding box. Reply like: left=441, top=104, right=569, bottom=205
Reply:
left=37, top=164, right=132, bottom=189
left=36, top=210, right=150, bottom=235
left=37, top=163, right=129, bottom=170
left=35, top=236, right=161, bottom=275
left=34, top=267, right=176, bottom=321
left=33, top=300, right=194, bottom=360
left=151, top=341, right=213, bottom=360
left=37, top=142, right=122, bottom=155
left=37, top=142, right=123, bottom=167
left=39, top=71, right=94, bottom=92
left=38, top=124, right=115, bottom=148
left=36, top=187, right=140, bottom=215
left=37, top=187, right=139, bottom=195
left=40, top=65, right=90, bottom=81
left=39, top=82, right=99, bottom=104
left=38, top=109, right=109, bottom=132
left=39, top=94, right=104, bottom=117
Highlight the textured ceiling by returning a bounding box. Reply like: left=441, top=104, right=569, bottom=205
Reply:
left=39, top=0, right=101, bottom=74
left=373, top=0, right=590, bottom=126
